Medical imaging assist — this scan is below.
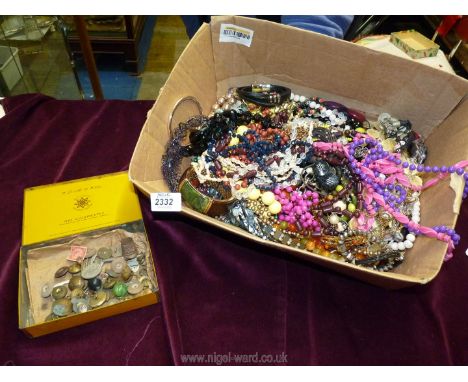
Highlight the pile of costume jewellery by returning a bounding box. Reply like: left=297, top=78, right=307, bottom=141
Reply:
left=162, top=84, right=468, bottom=272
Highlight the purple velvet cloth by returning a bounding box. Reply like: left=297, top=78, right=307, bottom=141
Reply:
left=0, top=94, right=172, bottom=365
left=1, top=94, right=468, bottom=365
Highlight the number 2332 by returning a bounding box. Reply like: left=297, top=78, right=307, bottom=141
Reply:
left=154, top=198, right=173, bottom=206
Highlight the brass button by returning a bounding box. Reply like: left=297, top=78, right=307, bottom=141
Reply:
left=54, top=266, right=69, bottom=278
left=52, top=298, right=72, bottom=316
left=103, top=277, right=117, bottom=289
left=41, top=283, right=52, bottom=298
left=68, top=275, right=85, bottom=290
left=97, top=247, right=112, bottom=260
left=51, top=285, right=68, bottom=300
left=89, top=291, right=107, bottom=308
left=70, top=288, right=85, bottom=299
left=127, top=281, right=143, bottom=295
left=68, top=263, right=81, bottom=274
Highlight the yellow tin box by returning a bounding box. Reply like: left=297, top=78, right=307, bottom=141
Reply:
left=390, top=30, right=440, bottom=59
left=19, top=172, right=159, bottom=337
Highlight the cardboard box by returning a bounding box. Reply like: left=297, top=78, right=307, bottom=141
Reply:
left=129, top=16, right=468, bottom=289
left=390, top=30, right=439, bottom=59
left=19, top=172, right=159, bottom=337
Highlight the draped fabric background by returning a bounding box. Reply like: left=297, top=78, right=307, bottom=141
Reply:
left=1, top=94, right=468, bottom=366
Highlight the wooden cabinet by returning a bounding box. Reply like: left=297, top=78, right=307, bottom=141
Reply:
left=63, top=16, right=147, bottom=74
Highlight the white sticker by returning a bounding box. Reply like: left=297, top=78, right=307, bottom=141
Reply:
left=150, top=192, right=182, bottom=212
left=219, top=23, right=254, bottom=47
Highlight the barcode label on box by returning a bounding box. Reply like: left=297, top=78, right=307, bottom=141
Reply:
left=150, top=192, right=182, bottom=212
left=219, top=23, right=254, bottom=47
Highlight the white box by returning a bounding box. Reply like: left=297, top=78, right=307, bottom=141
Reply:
left=0, top=46, right=23, bottom=91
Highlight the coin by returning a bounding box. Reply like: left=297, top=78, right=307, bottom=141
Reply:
left=111, top=258, right=126, bottom=274
left=51, top=285, right=68, bottom=300
left=41, top=283, right=52, bottom=298
left=103, top=277, right=117, bottom=289
left=52, top=298, right=72, bottom=317
left=68, top=275, right=85, bottom=291
left=89, top=291, right=107, bottom=308
left=112, top=282, right=128, bottom=298
left=97, top=247, right=112, bottom=260
left=68, top=263, right=81, bottom=274
left=127, top=281, right=143, bottom=295
left=81, top=256, right=103, bottom=279
left=54, top=266, right=69, bottom=278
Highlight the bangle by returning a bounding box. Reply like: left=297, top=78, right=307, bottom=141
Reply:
left=237, top=84, right=291, bottom=107
left=178, top=168, right=235, bottom=216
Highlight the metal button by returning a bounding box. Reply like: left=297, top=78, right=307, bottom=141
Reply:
left=89, top=291, right=107, bottom=308
left=111, top=258, right=126, bottom=274
left=54, top=266, right=69, bottom=278
left=105, top=289, right=112, bottom=302
left=72, top=298, right=89, bottom=313
left=70, top=288, right=85, bottom=299
left=68, top=275, right=85, bottom=290
left=41, top=283, right=52, bottom=298
left=103, top=277, right=117, bottom=289
left=97, top=247, right=112, bottom=260
left=51, top=285, right=68, bottom=300
left=68, top=263, right=81, bottom=274
left=127, top=281, right=143, bottom=295
left=52, top=298, right=72, bottom=316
